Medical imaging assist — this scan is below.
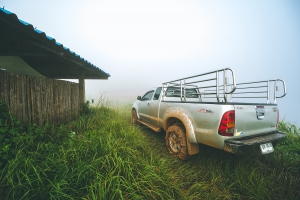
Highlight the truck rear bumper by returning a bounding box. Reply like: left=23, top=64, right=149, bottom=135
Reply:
left=224, top=131, right=286, bottom=154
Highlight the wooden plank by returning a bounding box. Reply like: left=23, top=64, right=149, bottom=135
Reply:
left=0, top=71, right=80, bottom=126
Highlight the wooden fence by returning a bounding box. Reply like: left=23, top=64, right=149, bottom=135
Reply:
left=0, top=70, right=79, bottom=125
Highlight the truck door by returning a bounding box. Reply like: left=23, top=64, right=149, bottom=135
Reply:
left=149, top=87, right=162, bottom=126
left=138, top=90, right=154, bottom=122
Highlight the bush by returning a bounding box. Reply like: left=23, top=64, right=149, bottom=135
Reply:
left=0, top=101, right=72, bottom=169
left=278, top=121, right=300, bottom=135
left=0, top=101, right=22, bottom=168
left=80, top=100, right=94, bottom=115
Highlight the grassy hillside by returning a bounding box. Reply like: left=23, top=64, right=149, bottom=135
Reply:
left=0, top=101, right=299, bottom=199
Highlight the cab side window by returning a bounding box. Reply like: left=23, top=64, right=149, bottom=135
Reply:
left=141, top=90, right=154, bottom=101
left=153, top=87, right=162, bottom=100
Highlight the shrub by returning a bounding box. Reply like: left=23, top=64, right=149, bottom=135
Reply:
left=0, top=101, right=22, bottom=168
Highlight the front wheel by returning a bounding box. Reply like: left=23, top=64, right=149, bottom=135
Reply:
left=165, top=124, right=190, bottom=160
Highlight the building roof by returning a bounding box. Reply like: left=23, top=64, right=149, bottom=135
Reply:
left=0, top=7, right=110, bottom=79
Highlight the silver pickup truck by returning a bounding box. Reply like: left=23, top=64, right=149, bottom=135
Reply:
left=132, top=68, right=287, bottom=160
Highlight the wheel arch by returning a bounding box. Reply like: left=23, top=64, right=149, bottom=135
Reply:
left=165, top=117, right=184, bottom=129
left=163, top=110, right=197, bottom=144
left=132, top=107, right=140, bottom=119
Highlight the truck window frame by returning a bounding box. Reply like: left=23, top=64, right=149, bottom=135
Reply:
left=141, top=90, right=154, bottom=101
left=153, top=87, right=162, bottom=100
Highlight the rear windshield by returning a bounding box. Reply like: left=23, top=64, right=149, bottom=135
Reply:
left=165, top=87, right=199, bottom=98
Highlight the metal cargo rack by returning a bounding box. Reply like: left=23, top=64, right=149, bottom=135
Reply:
left=162, top=68, right=286, bottom=104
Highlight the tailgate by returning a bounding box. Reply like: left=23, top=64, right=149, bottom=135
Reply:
left=234, top=104, right=278, bottom=136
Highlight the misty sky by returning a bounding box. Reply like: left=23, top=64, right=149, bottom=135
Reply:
left=2, top=0, right=300, bottom=126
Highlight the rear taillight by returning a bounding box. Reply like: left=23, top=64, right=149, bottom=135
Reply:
left=218, top=110, right=235, bottom=136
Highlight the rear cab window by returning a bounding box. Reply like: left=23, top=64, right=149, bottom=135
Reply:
left=165, top=87, right=199, bottom=98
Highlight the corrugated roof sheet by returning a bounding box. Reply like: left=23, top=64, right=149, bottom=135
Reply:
left=0, top=7, right=110, bottom=79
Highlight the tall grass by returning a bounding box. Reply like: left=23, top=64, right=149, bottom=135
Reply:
left=139, top=119, right=300, bottom=200
left=0, top=99, right=299, bottom=199
left=0, top=100, right=181, bottom=199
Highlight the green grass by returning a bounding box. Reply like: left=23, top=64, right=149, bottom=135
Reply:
left=141, top=120, right=300, bottom=200
left=0, top=100, right=299, bottom=199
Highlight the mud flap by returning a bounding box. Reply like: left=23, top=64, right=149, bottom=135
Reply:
left=187, top=140, right=199, bottom=155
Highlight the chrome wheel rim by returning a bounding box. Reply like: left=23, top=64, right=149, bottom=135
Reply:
left=169, top=132, right=180, bottom=153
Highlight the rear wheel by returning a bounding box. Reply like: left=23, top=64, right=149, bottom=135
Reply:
left=131, top=109, right=138, bottom=124
left=165, top=124, right=190, bottom=160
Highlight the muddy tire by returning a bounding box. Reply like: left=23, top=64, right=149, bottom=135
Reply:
left=131, top=109, right=138, bottom=124
left=165, top=124, right=191, bottom=160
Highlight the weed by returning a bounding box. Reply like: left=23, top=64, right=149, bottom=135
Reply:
left=279, top=121, right=300, bottom=135
left=0, top=100, right=299, bottom=199
left=0, top=101, right=22, bottom=168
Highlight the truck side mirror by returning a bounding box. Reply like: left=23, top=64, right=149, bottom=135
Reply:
left=137, top=96, right=142, bottom=100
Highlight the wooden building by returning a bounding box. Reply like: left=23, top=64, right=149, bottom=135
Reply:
left=0, top=8, right=110, bottom=125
